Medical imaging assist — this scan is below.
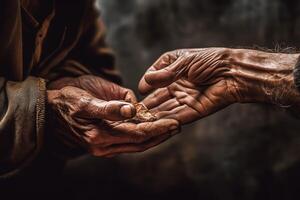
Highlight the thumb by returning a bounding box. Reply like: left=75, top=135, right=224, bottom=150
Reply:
left=139, top=57, right=186, bottom=95
left=82, top=99, right=136, bottom=121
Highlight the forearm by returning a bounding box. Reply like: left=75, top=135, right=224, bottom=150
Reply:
left=225, top=49, right=300, bottom=107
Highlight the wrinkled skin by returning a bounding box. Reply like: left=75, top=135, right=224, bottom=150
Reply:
left=139, top=48, right=300, bottom=124
left=47, top=75, right=179, bottom=157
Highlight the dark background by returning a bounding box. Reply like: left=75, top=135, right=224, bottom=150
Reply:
left=62, top=0, right=300, bottom=199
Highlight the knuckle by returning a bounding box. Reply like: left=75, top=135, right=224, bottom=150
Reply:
left=163, top=51, right=172, bottom=57
left=173, top=49, right=183, bottom=56
left=84, top=135, right=98, bottom=145
left=163, top=50, right=178, bottom=59
left=97, top=102, right=108, bottom=115
left=79, top=97, right=92, bottom=111
left=220, top=48, right=231, bottom=58
left=84, top=130, right=105, bottom=145
left=84, top=130, right=96, bottom=143
left=218, top=48, right=234, bottom=64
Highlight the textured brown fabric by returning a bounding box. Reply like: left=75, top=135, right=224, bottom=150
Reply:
left=0, top=0, right=120, bottom=177
left=0, top=77, right=46, bottom=177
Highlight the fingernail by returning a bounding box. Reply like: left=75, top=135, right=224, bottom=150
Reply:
left=120, top=105, right=134, bottom=118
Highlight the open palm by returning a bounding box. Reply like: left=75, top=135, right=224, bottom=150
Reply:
left=139, top=48, right=239, bottom=124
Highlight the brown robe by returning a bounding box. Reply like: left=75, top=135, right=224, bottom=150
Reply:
left=0, top=0, right=121, bottom=177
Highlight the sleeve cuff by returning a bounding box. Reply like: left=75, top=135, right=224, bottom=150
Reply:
left=0, top=77, right=46, bottom=178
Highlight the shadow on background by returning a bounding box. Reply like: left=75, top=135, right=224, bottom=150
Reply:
left=26, top=0, right=300, bottom=199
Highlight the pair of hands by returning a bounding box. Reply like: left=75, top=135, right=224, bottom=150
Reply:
left=140, top=48, right=300, bottom=124
left=47, top=48, right=300, bottom=157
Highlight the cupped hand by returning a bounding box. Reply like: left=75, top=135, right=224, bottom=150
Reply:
left=47, top=76, right=179, bottom=157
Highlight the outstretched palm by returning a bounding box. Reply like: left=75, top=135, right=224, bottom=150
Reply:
left=139, top=49, right=238, bottom=124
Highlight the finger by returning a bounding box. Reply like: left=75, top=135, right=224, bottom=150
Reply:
left=75, top=75, right=138, bottom=103
left=124, top=89, right=138, bottom=104
left=141, top=88, right=173, bottom=109
left=82, top=117, right=179, bottom=148
left=83, top=125, right=146, bottom=147
left=138, top=76, right=155, bottom=95
left=83, top=118, right=179, bottom=148
left=81, top=99, right=136, bottom=121
left=138, top=52, right=176, bottom=95
left=138, top=66, right=159, bottom=95
left=91, top=133, right=173, bottom=157
left=154, top=105, right=200, bottom=124
left=150, top=98, right=181, bottom=114
left=112, top=118, right=180, bottom=139
left=139, top=57, right=186, bottom=94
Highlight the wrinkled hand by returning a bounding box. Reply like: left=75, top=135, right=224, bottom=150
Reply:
left=47, top=76, right=179, bottom=157
left=139, top=48, right=300, bottom=124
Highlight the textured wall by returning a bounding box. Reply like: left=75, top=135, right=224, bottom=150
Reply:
left=63, top=1, right=300, bottom=199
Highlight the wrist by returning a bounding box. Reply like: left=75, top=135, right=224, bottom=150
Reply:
left=45, top=89, right=86, bottom=159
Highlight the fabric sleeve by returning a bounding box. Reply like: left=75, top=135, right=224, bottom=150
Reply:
left=46, top=1, right=122, bottom=85
left=0, top=77, right=46, bottom=178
